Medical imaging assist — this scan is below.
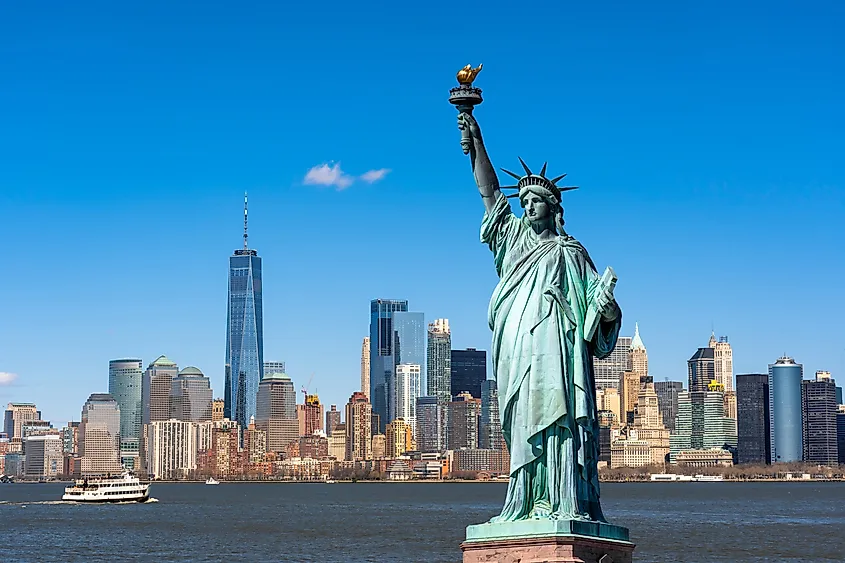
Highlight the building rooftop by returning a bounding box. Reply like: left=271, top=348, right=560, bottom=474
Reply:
left=150, top=355, right=177, bottom=367
left=631, top=322, right=646, bottom=351
left=178, top=366, right=204, bottom=377
left=261, top=372, right=291, bottom=382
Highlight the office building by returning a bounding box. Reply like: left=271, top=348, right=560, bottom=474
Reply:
left=621, top=370, right=641, bottom=425
left=263, top=361, right=285, bottom=379
left=170, top=367, right=213, bottom=422
left=108, top=359, right=143, bottom=457
left=736, top=373, right=771, bottom=464
left=360, top=337, right=370, bottom=400
left=688, top=346, right=715, bottom=393
left=24, top=434, right=63, bottom=478
left=371, top=434, right=386, bottom=459
left=480, top=380, right=504, bottom=450
left=225, top=194, right=265, bottom=430
left=369, top=299, right=408, bottom=432
left=4, top=403, right=40, bottom=440
left=837, top=408, right=845, bottom=464
left=594, top=336, right=632, bottom=391
left=448, top=392, right=481, bottom=450
left=802, top=373, right=838, bottom=464
left=79, top=394, right=123, bottom=475
left=709, top=334, right=734, bottom=392
left=654, top=380, right=684, bottom=433
left=255, top=372, right=299, bottom=453
left=143, top=355, right=178, bottom=425
left=631, top=377, right=670, bottom=465
left=345, top=392, right=372, bottom=461
left=768, top=357, right=803, bottom=463
left=669, top=388, right=737, bottom=463
left=596, top=387, right=622, bottom=428
left=629, top=323, right=648, bottom=378
left=212, top=399, right=225, bottom=422
left=451, top=348, right=486, bottom=400
left=328, top=424, right=346, bottom=460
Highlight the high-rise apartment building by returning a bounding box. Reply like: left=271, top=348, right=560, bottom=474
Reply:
left=145, top=419, right=197, bottom=480
left=394, top=363, right=421, bottom=438
left=325, top=405, right=341, bottom=433
left=391, top=312, right=425, bottom=423
left=709, top=334, right=734, bottom=392
left=688, top=347, right=715, bottom=393
left=427, top=319, right=452, bottom=401
left=345, top=392, right=372, bottom=461
left=385, top=418, right=414, bottom=458
left=594, top=336, right=632, bottom=391
left=108, top=359, right=143, bottom=457
left=369, top=299, right=409, bottom=432
left=448, top=392, right=481, bottom=450
left=415, top=396, right=444, bottom=453
left=654, top=380, right=684, bottom=433
left=170, top=367, right=213, bottom=422
left=143, top=355, right=178, bottom=425
left=225, top=194, right=264, bottom=430
left=302, top=394, right=324, bottom=436
left=451, top=349, right=486, bottom=400
left=79, top=394, right=122, bottom=475
left=360, top=337, right=370, bottom=400
left=769, top=356, right=803, bottom=463
left=480, top=380, right=504, bottom=451
left=736, top=373, right=771, bottom=464
left=802, top=373, right=838, bottom=464
left=255, top=372, right=299, bottom=453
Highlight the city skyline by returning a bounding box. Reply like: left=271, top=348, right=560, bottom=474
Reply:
left=2, top=3, right=843, bottom=424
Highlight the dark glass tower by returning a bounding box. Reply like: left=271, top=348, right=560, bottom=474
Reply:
left=687, top=347, right=715, bottom=393
left=451, top=348, right=487, bottom=399
left=225, top=194, right=264, bottom=430
left=736, top=373, right=770, bottom=464
left=369, top=299, right=408, bottom=432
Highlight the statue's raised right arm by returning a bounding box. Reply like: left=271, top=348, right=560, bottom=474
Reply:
left=457, top=112, right=500, bottom=214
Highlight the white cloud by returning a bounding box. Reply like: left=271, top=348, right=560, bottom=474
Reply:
left=0, top=372, right=18, bottom=385
left=303, top=162, right=354, bottom=190
left=360, top=168, right=391, bottom=183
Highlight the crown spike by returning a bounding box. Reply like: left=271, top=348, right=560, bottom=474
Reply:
left=559, top=186, right=579, bottom=192
left=550, top=173, right=567, bottom=185
left=517, top=157, right=532, bottom=176
left=539, top=162, right=548, bottom=177
left=500, top=168, right=522, bottom=181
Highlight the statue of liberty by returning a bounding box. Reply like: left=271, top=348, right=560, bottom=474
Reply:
left=456, top=109, right=622, bottom=524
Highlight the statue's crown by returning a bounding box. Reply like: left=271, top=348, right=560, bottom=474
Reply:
left=500, top=158, right=578, bottom=202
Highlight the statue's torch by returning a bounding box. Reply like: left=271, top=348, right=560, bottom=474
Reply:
left=449, top=64, right=484, bottom=154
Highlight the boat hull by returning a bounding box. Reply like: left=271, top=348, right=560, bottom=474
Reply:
left=62, top=494, right=149, bottom=503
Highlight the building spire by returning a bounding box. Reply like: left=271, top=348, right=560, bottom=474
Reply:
left=243, top=192, right=249, bottom=251
left=631, top=322, right=646, bottom=351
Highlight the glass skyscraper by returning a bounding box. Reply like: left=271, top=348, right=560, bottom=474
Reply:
left=225, top=194, right=264, bottom=430
left=369, top=299, right=408, bottom=432
left=768, top=356, right=803, bottom=463
left=736, top=373, right=770, bottom=464
left=108, top=359, right=143, bottom=456
left=391, top=311, right=425, bottom=422
left=451, top=348, right=487, bottom=399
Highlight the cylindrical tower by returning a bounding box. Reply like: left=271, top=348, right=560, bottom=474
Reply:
left=768, top=356, right=804, bottom=462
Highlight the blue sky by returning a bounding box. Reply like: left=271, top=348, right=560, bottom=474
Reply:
left=1, top=2, right=843, bottom=424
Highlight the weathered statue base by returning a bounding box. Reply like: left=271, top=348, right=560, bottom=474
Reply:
left=462, top=520, right=634, bottom=563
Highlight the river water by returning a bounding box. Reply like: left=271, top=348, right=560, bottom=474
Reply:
left=1, top=481, right=843, bottom=562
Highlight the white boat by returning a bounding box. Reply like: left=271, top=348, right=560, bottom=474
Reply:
left=205, top=477, right=220, bottom=485
left=62, top=471, right=150, bottom=503
left=693, top=474, right=724, bottom=482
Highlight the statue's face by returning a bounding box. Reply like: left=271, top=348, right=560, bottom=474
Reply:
left=521, top=192, right=551, bottom=222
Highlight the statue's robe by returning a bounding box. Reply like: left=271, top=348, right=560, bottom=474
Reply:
left=481, top=192, right=621, bottom=522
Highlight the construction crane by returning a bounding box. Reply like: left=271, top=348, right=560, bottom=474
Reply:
left=301, top=372, right=316, bottom=402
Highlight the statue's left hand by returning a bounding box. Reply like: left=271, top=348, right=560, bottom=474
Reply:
left=594, top=287, right=619, bottom=321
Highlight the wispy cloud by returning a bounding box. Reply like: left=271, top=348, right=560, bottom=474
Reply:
left=0, top=372, right=18, bottom=386
left=303, top=162, right=354, bottom=190
left=360, top=168, right=391, bottom=183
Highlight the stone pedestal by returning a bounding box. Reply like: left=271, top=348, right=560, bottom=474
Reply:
left=461, top=520, right=635, bottom=563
